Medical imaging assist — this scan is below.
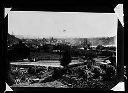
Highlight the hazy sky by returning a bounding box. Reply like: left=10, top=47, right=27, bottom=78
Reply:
left=8, top=11, right=118, bottom=38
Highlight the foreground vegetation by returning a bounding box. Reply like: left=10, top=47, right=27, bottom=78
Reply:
left=9, top=62, right=118, bottom=89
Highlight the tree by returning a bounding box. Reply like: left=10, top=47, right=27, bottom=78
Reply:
left=60, top=44, right=72, bottom=68
left=96, top=44, right=104, bottom=50
left=8, top=40, right=30, bottom=61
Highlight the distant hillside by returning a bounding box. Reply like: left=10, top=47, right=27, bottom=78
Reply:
left=88, top=36, right=116, bottom=46
left=15, top=35, right=40, bottom=39
left=7, top=33, right=20, bottom=45
left=14, top=34, right=116, bottom=46
left=56, top=36, right=116, bottom=46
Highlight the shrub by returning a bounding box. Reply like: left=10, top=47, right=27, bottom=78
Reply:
left=36, top=66, right=47, bottom=74
left=100, top=64, right=116, bottom=81
left=96, top=45, right=104, bottom=50
left=91, top=66, right=102, bottom=79
left=27, top=66, right=36, bottom=75
left=7, top=72, right=16, bottom=85
left=8, top=41, right=30, bottom=61
left=68, top=66, right=88, bottom=80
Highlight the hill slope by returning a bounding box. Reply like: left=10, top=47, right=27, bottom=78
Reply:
left=7, top=33, right=20, bottom=45
left=14, top=34, right=116, bottom=46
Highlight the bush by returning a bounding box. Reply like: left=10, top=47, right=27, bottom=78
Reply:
left=36, top=66, right=47, bottom=74
left=27, top=66, right=36, bottom=75
left=96, top=45, right=104, bottom=50
left=100, top=64, right=116, bottom=81
left=8, top=41, right=30, bottom=61
left=7, top=72, right=16, bottom=85
left=68, top=66, right=89, bottom=81
left=92, top=68, right=101, bottom=79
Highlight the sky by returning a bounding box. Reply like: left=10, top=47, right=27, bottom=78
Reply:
left=8, top=11, right=118, bottom=38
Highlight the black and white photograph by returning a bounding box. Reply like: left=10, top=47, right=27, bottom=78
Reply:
left=5, top=5, right=125, bottom=91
